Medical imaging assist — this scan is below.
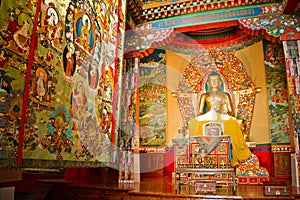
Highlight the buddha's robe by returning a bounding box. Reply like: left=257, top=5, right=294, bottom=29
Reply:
left=188, top=109, right=251, bottom=167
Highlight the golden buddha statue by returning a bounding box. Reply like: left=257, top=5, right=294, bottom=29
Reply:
left=198, top=71, right=234, bottom=117
left=189, top=71, right=252, bottom=166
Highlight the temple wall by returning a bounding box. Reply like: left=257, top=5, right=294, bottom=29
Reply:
left=235, top=41, right=271, bottom=144
left=166, top=51, right=191, bottom=145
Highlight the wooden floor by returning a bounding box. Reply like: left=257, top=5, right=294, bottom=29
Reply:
left=30, top=175, right=300, bottom=200
left=5, top=169, right=299, bottom=199
left=129, top=176, right=298, bottom=199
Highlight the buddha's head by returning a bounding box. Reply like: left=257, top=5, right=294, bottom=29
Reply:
left=207, top=71, right=222, bottom=91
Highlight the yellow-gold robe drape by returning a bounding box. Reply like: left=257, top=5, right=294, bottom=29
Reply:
left=188, top=111, right=252, bottom=167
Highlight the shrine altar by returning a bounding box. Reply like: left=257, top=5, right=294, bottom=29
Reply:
left=173, top=135, right=235, bottom=194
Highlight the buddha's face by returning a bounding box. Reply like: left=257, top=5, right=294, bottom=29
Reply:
left=207, top=75, right=221, bottom=89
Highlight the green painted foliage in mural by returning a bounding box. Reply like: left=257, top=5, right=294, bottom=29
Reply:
left=264, top=41, right=290, bottom=144
left=139, top=49, right=166, bottom=146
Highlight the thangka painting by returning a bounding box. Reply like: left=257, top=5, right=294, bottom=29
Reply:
left=139, top=49, right=166, bottom=146
left=177, top=49, right=255, bottom=137
left=264, top=40, right=290, bottom=144
left=0, top=0, right=126, bottom=168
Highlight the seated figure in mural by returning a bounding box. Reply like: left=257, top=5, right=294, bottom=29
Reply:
left=189, top=71, right=252, bottom=167
left=198, top=71, right=234, bottom=117
left=13, top=19, right=31, bottom=56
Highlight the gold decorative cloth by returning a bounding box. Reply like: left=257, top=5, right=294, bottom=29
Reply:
left=189, top=112, right=251, bottom=166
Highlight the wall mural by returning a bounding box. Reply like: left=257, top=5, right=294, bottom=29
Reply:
left=264, top=40, right=290, bottom=144
left=0, top=0, right=126, bottom=167
left=139, top=49, right=166, bottom=146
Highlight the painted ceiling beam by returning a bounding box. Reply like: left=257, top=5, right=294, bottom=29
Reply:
left=150, top=3, right=283, bottom=30
left=129, top=0, right=279, bottom=23
left=174, top=20, right=239, bottom=33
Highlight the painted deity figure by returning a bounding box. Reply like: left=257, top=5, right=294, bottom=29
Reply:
left=88, top=61, right=99, bottom=91
left=75, top=13, right=94, bottom=52
left=81, top=16, right=90, bottom=49
left=36, top=68, right=47, bottom=102
left=0, top=12, right=18, bottom=43
left=198, top=71, right=234, bottom=117
left=42, top=7, right=63, bottom=47
left=72, top=81, right=87, bottom=119
left=63, top=42, right=76, bottom=77
left=13, top=20, right=31, bottom=56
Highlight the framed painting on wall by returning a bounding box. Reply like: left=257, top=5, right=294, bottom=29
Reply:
left=138, top=49, right=166, bottom=146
